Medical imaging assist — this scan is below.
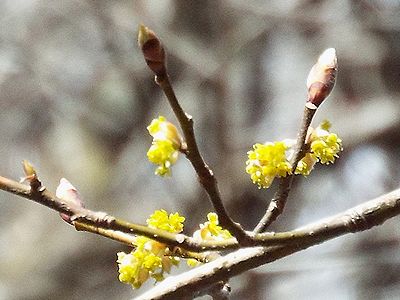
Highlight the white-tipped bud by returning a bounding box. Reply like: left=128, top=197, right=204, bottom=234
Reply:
left=306, top=48, right=338, bottom=108
left=56, top=178, right=84, bottom=224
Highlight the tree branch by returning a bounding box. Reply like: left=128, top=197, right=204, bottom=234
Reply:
left=138, top=25, right=249, bottom=243
left=3, top=170, right=400, bottom=299
left=6, top=173, right=393, bottom=253
left=0, top=175, right=234, bottom=252
left=155, top=74, right=251, bottom=244
left=136, top=188, right=400, bottom=299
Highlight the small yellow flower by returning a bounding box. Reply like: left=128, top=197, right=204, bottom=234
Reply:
left=147, top=209, right=185, bottom=233
left=186, top=258, right=200, bottom=267
left=147, top=116, right=182, bottom=149
left=147, top=116, right=182, bottom=176
left=117, top=210, right=186, bottom=289
left=295, top=153, right=317, bottom=176
left=319, top=119, right=331, bottom=131
left=117, top=251, right=148, bottom=289
left=188, top=213, right=231, bottom=268
left=193, top=212, right=232, bottom=243
left=147, top=140, right=179, bottom=176
left=246, top=142, right=292, bottom=188
left=309, top=122, right=343, bottom=164
left=142, top=253, right=162, bottom=270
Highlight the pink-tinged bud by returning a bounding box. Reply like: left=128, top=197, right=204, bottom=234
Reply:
left=56, top=178, right=85, bottom=224
left=138, top=24, right=166, bottom=76
left=306, top=48, right=338, bottom=108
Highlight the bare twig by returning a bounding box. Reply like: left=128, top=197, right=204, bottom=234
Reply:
left=74, top=222, right=136, bottom=246
left=0, top=175, right=234, bottom=252
left=155, top=74, right=252, bottom=244
left=136, top=188, right=400, bottom=299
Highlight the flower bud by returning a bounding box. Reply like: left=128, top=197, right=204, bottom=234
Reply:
left=21, top=160, right=41, bottom=189
left=147, top=116, right=182, bottom=150
left=56, top=178, right=85, bottom=224
left=147, top=116, right=182, bottom=176
left=306, top=48, right=337, bottom=108
left=22, top=160, right=36, bottom=179
left=138, top=24, right=166, bottom=76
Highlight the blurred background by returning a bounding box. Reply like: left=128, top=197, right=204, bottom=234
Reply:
left=1, top=0, right=400, bottom=299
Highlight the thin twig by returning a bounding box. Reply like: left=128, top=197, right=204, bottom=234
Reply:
left=254, top=106, right=316, bottom=233
left=136, top=188, right=400, bottom=299
left=75, top=222, right=213, bottom=263
left=155, top=74, right=252, bottom=244
left=0, top=175, right=233, bottom=252
left=74, top=221, right=136, bottom=246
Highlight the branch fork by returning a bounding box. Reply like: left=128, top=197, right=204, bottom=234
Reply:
left=3, top=26, right=393, bottom=300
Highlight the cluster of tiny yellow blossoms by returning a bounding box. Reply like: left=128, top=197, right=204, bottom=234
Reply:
left=245, top=142, right=292, bottom=188
left=295, top=153, right=317, bottom=176
left=187, top=213, right=232, bottom=267
left=147, top=116, right=182, bottom=176
left=117, top=210, right=185, bottom=289
left=193, top=212, right=232, bottom=242
left=309, top=121, right=342, bottom=165
left=246, top=120, right=342, bottom=188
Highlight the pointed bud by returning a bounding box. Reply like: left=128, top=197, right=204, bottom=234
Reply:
left=22, top=160, right=36, bottom=178
left=56, top=178, right=85, bottom=224
left=21, top=160, right=41, bottom=189
left=138, top=24, right=166, bottom=76
left=306, top=48, right=338, bottom=108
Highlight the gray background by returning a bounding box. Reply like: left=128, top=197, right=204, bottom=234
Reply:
left=1, top=1, right=400, bottom=299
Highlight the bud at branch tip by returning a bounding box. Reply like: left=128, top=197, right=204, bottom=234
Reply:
left=137, top=24, right=166, bottom=76
left=306, top=48, right=338, bottom=108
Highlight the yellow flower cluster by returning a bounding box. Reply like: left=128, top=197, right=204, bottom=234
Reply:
left=296, top=120, right=342, bottom=172
left=146, top=209, right=185, bottom=233
left=245, top=142, right=292, bottom=189
left=187, top=213, right=232, bottom=267
left=246, top=121, right=342, bottom=188
left=117, top=210, right=185, bottom=289
left=147, top=116, right=182, bottom=176
left=309, top=122, right=342, bottom=164
left=295, top=153, right=317, bottom=176
left=193, top=212, right=232, bottom=242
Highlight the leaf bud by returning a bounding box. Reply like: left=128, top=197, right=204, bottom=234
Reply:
left=22, top=160, right=36, bottom=178
left=56, top=178, right=85, bottom=224
left=138, top=24, right=166, bottom=76
left=306, top=48, right=338, bottom=108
